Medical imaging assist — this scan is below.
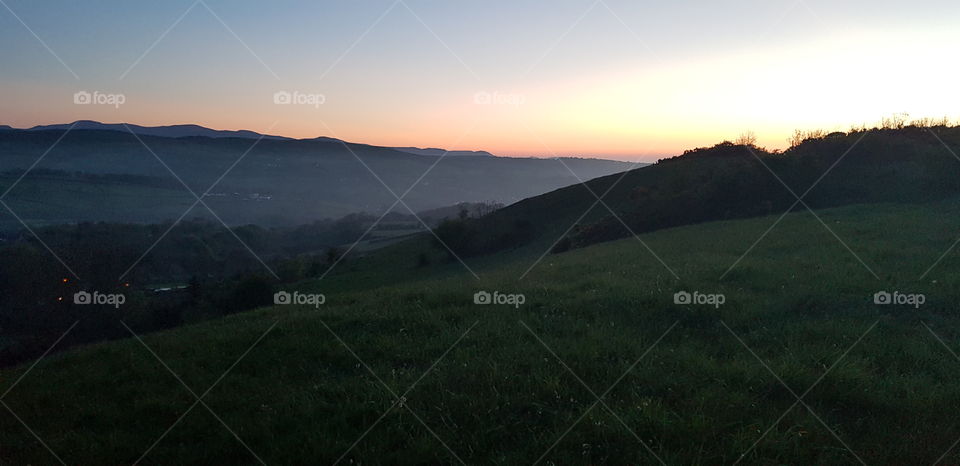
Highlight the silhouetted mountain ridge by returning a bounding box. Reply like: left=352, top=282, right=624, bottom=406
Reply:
left=26, top=120, right=292, bottom=140
left=0, top=128, right=637, bottom=228
left=394, top=147, right=495, bottom=157
left=17, top=121, right=500, bottom=157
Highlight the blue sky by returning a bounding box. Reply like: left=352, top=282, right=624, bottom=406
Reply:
left=2, top=0, right=958, bottom=159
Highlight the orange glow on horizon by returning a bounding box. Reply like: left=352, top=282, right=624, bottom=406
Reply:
left=2, top=27, right=957, bottom=162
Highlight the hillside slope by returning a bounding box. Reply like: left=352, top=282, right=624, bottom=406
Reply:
left=436, top=125, right=960, bottom=259
left=3, top=200, right=960, bottom=464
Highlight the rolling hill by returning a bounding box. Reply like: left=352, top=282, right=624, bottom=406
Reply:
left=427, top=125, right=960, bottom=260
left=4, top=124, right=960, bottom=464
left=2, top=198, right=960, bottom=464
left=23, top=121, right=496, bottom=156
left=0, top=125, right=636, bottom=230
left=24, top=121, right=293, bottom=140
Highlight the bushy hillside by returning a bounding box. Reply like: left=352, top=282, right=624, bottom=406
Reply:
left=434, top=124, right=960, bottom=258
left=3, top=200, right=960, bottom=464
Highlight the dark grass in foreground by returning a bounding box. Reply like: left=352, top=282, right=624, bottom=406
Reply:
left=3, top=201, right=960, bottom=464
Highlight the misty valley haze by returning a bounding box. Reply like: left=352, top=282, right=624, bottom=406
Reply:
left=0, top=123, right=635, bottom=230
left=4, top=0, right=960, bottom=464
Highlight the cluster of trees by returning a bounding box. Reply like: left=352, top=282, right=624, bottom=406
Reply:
left=425, top=121, right=960, bottom=259
left=0, top=219, right=353, bottom=366
left=431, top=205, right=532, bottom=259
left=563, top=123, right=960, bottom=250
left=0, top=200, right=514, bottom=365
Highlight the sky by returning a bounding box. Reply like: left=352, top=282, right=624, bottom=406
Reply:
left=1, top=0, right=959, bottom=161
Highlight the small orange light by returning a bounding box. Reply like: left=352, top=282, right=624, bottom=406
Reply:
left=62, top=278, right=68, bottom=283
left=124, top=283, right=130, bottom=287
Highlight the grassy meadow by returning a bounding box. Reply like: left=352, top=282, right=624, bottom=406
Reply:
left=3, top=200, right=960, bottom=464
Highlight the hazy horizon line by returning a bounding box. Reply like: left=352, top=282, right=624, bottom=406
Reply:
left=2, top=118, right=669, bottom=162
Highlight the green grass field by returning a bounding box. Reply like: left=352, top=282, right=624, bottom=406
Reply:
left=3, top=200, right=960, bottom=464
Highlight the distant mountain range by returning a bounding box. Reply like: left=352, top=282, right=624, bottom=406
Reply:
left=0, top=124, right=642, bottom=229
left=15, top=121, right=496, bottom=157
left=24, top=120, right=292, bottom=141
left=393, top=147, right=494, bottom=157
